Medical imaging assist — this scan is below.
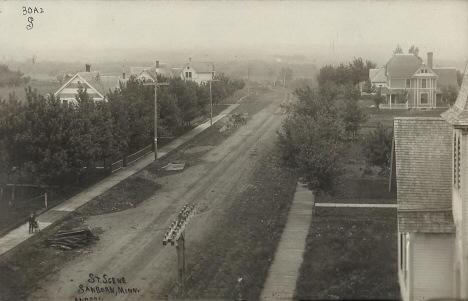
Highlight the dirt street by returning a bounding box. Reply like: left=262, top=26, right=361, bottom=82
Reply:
left=28, top=87, right=289, bottom=301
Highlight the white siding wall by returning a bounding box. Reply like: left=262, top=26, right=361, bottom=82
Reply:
left=412, top=233, right=455, bottom=301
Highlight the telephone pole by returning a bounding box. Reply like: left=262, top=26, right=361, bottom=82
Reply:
left=143, top=61, right=168, bottom=161
left=163, top=204, right=196, bottom=297
left=209, top=79, right=220, bottom=126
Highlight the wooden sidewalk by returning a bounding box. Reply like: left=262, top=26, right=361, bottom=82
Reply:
left=260, top=183, right=314, bottom=300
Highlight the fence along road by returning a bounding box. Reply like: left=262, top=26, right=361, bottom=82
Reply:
left=0, top=103, right=241, bottom=256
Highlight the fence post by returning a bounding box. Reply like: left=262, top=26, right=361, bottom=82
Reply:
left=45, top=192, right=48, bottom=209
left=123, top=155, right=128, bottom=167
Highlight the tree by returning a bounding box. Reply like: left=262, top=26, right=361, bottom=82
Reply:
left=316, top=80, right=339, bottom=103
left=408, top=45, right=421, bottom=61
left=344, top=83, right=361, bottom=101
left=373, top=87, right=384, bottom=108
left=341, top=99, right=367, bottom=138
left=0, top=64, right=24, bottom=87
left=441, top=85, right=459, bottom=105
left=393, top=44, right=403, bottom=54
left=362, top=123, right=393, bottom=168
left=278, top=84, right=345, bottom=193
left=342, top=84, right=367, bottom=138
left=397, top=89, right=408, bottom=104
left=317, top=65, right=336, bottom=86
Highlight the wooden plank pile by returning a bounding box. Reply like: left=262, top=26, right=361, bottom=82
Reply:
left=46, top=228, right=99, bottom=250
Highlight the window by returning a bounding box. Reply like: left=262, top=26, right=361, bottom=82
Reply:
left=185, top=72, right=192, bottom=78
left=406, top=79, right=410, bottom=88
left=420, top=93, right=428, bottom=104
left=62, top=99, right=68, bottom=105
left=400, top=233, right=407, bottom=280
left=422, top=79, right=426, bottom=88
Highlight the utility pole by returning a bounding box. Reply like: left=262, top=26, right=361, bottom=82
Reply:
left=163, top=204, right=196, bottom=298
left=143, top=61, right=169, bottom=161
left=247, top=67, right=250, bottom=81
left=209, top=79, right=220, bottom=126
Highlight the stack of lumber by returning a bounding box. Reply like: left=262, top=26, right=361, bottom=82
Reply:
left=46, top=228, right=99, bottom=250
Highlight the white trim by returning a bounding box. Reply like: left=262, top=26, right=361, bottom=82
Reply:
left=54, top=73, right=105, bottom=100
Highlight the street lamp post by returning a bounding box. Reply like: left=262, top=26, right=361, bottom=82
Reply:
left=143, top=61, right=168, bottom=161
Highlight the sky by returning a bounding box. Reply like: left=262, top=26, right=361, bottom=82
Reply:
left=0, top=1, right=467, bottom=66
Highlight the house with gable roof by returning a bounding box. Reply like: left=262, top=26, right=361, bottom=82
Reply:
left=180, top=58, right=215, bottom=85
left=370, top=52, right=459, bottom=109
left=131, top=62, right=175, bottom=81
left=54, top=64, right=126, bottom=104
left=391, top=62, right=468, bottom=300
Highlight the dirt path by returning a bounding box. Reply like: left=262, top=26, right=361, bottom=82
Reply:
left=29, top=88, right=289, bottom=301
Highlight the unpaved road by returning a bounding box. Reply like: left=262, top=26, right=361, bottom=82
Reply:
left=29, top=87, right=289, bottom=301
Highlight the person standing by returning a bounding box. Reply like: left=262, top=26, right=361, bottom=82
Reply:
left=28, top=213, right=35, bottom=234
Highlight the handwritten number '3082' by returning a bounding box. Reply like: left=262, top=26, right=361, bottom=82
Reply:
left=22, top=7, right=44, bottom=15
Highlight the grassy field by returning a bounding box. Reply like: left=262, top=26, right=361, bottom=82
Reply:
left=295, top=207, right=399, bottom=300
left=0, top=81, right=62, bottom=101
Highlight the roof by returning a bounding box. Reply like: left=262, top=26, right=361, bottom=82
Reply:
left=146, top=62, right=174, bottom=78
left=370, top=68, right=387, bottom=83
left=54, top=71, right=124, bottom=99
left=130, top=67, right=146, bottom=76
left=433, top=68, right=459, bottom=90
left=393, top=117, right=454, bottom=233
left=385, top=54, right=422, bottom=78
left=369, top=68, right=379, bottom=80
left=379, top=87, right=406, bottom=94
left=398, top=211, right=455, bottom=233
left=441, top=62, right=468, bottom=126
left=170, top=68, right=183, bottom=77
left=189, top=62, right=215, bottom=73
left=77, top=72, right=123, bottom=96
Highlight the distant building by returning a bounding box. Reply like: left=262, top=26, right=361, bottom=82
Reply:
left=131, top=62, right=175, bottom=81
left=370, top=52, right=459, bottom=109
left=391, top=62, right=468, bottom=300
left=54, top=64, right=126, bottom=103
left=180, top=58, right=215, bottom=85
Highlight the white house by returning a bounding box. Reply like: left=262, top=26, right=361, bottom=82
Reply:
left=54, top=65, right=125, bottom=104
left=391, top=62, right=468, bottom=300
left=180, top=58, right=215, bottom=85
left=371, top=52, right=459, bottom=109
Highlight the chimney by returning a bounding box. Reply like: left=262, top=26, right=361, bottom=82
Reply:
left=122, top=65, right=125, bottom=79
left=85, top=64, right=91, bottom=72
left=427, top=52, right=433, bottom=69
left=189, top=57, right=191, bottom=63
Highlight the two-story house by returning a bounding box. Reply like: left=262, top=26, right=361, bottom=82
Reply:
left=391, top=62, right=468, bottom=300
left=370, top=52, right=459, bottom=109
left=180, top=58, right=215, bottom=85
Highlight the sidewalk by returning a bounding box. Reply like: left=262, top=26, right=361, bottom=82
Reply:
left=0, top=103, right=240, bottom=256
left=260, top=183, right=314, bottom=301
